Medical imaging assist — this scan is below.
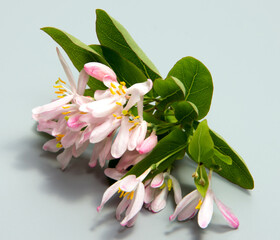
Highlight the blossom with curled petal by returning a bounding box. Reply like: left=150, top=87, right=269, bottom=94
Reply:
left=97, top=168, right=151, bottom=227
left=169, top=173, right=239, bottom=229
left=144, top=172, right=182, bottom=213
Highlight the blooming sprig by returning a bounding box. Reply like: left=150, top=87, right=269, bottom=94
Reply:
left=33, top=9, right=254, bottom=232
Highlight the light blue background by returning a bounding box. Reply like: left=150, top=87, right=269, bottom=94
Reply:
left=1, top=0, right=279, bottom=239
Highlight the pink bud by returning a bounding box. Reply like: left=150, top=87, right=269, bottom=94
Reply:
left=137, top=131, right=158, bottom=154
left=84, top=62, right=117, bottom=82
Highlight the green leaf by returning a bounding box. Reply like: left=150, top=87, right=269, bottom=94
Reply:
left=124, top=128, right=188, bottom=179
left=173, top=101, right=199, bottom=128
left=41, top=27, right=108, bottom=71
left=167, top=57, right=213, bottom=119
left=188, top=120, right=214, bottom=163
left=84, top=89, right=94, bottom=97
left=208, top=130, right=254, bottom=189
left=213, top=148, right=232, bottom=165
left=154, top=77, right=185, bottom=111
left=96, top=9, right=161, bottom=80
left=194, top=165, right=209, bottom=197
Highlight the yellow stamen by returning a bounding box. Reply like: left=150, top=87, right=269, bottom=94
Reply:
left=57, top=96, right=64, bottom=98
left=56, top=143, right=62, bottom=148
left=134, top=122, right=140, bottom=126
left=116, top=90, right=121, bottom=95
left=167, top=179, right=172, bottom=191
left=55, top=91, right=64, bottom=94
left=57, top=134, right=65, bottom=138
left=62, top=111, right=71, bottom=115
left=160, top=183, right=166, bottom=189
left=129, top=191, right=134, bottom=200
left=129, top=120, right=134, bottom=123
left=120, top=81, right=126, bottom=86
left=58, top=78, right=66, bottom=84
left=56, top=137, right=62, bottom=141
left=116, top=102, right=122, bottom=106
left=62, top=106, right=70, bottom=109
left=134, top=116, right=140, bottom=119
left=122, top=110, right=128, bottom=115
left=80, top=112, right=87, bottom=114
left=129, top=126, right=136, bottom=131
left=110, top=88, right=116, bottom=95
left=123, top=192, right=130, bottom=198
left=195, top=199, right=203, bottom=209
left=59, top=88, right=67, bottom=92
left=110, top=82, right=117, bottom=88
left=113, top=114, right=117, bottom=117
left=54, top=85, right=63, bottom=88
left=64, top=116, right=69, bottom=120
left=116, top=116, right=122, bottom=119
left=118, top=188, right=121, bottom=193
left=121, top=88, right=126, bottom=94
left=119, top=191, right=125, bottom=198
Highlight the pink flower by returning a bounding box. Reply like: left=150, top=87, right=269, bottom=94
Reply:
left=137, top=131, right=158, bottom=154
left=97, top=168, right=151, bottom=227
left=144, top=172, right=182, bottom=213
left=169, top=173, right=239, bottom=229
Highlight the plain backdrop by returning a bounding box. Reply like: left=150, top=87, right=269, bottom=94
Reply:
left=0, top=0, right=279, bottom=239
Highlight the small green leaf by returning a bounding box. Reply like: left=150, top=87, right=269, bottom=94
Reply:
left=124, top=128, right=188, bottom=179
left=41, top=27, right=107, bottom=71
left=213, top=148, right=232, bottom=165
left=208, top=130, right=254, bottom=189
left=188, top=120, right=214, bottom=163
left=154, top=77, right=185, bottom=111
left=173, top=101, right=198, bottom=128
left=194, top=165, right=209, bottom=197
left=167, top=57, right=213, bottom=119
left=84, top=89, right=94, bottom=97
left=96, top=9, right=161, bottom=80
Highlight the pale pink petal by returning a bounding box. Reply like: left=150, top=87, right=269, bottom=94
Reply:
left=137, top=131, right=157, bottom=154
left=126, top=214, right=138, bottom=227
left=37, top=120, right=57, bottom=132
left=94, top=89, right=111, bottom=100
left=150, top=187, right=168, bottom=213
left=214, top=196, right=239, bottom=229
left=177, top=197, right=200, bottom=221
left=116, top=150, right=140, bottom=171
left=32, top=95, right=73, bottom=115
left=144, top=185, right=156, bottom=204
left=198, top=190, right=214, bottom=229
left=137, top=168, right=152, bottom=182
left=89, top=141, right=105, bottom=168
left=136, top=121, right=148, bottom=146
left=169, top=189, right=200, bottom=221
left=119, top=175, right=139, bottom=192
left=98, top=135, right=113, bottom=167
left=104, top=168, right=126, bottom=180
left=67, top=115, right=87, bottom=131
left=137, top=96, right=144, bottom=120
left=90, top=119, right=120, bottom=144
left=170, top=176, right=182, bottom=204
left=43, top=139, right=61, bottom=152
left=56, top=48, right=77, bottom=93
left=127, top=125, right=141, bottom=151
left=73, top=140, right=89, bottom=158
left=151, top=172, right=164, bottom=188
left=57, top=147, right=73, bottom=170
left=111, top=117, right=130, bottom=158
left=84, top=62, right=117, bottom=83
left=76, top=69, right=89, bottom=95
left=120, top=182, right=145, bottom=226
left=61, top=131, right=80, bottom=149
left=97, top=181, right=121, bottom=212
left=116, top=197, right=130, bottom=221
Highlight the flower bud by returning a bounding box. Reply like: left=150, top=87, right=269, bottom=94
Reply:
left=136, top=131, right=158, bottom=154
left=84, top=62, right=117, bottom=82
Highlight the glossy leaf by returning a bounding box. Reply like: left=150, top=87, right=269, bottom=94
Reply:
left=124, top=128, right=188, bottom=179
left=188, top=120, right=214, bottom=163
left=41, top=27, right=107, bottom=71
left=154, top=77, right=185, bottom=111
left=173, top=101, right=198, bottom=128
left=167, top=57, right=213, bottom=119
left=213, top=148, right=232, bottom=165
left=208, top=130, right=254, bottom=189
left=96, top=9, right=161, bottom=80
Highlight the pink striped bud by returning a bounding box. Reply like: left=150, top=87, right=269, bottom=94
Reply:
left=137, top=131, right=158, bottom=154
left=84, top=62, right=117, bottom=82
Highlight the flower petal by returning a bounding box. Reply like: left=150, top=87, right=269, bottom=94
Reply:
left=76, top=69, right=89, bottom=95
left=104, top=168, right=126, bottom=180
left=126, top=214, right=138, bottom=227
left=151, top=172, right=164, bottom=188
left=150, top=187, right=168, bottom=212
left=170, top=175, right=182, bottom=204
left=119, top=175, right=139, bottom=192
left=56, top=48, right=77, bottom=93
left=169, top=189, right=200, bottom=221
left=137, top=130, right=157, bottom=154
left=177, top=197, right=200, bottom=221
left=43, top=139, right=61, bottom=152
left=214, top=196, right=239, bottom=229
left=89, top=140, right=105, bottom=168
left=61, top=131, right=80, bottom=149
left=144, top=185, right=156, bottom=204
left=120, top=182, right=145, bottom=226
left=198, top=189, right=214, bottom=229
left=57, top=147, right=73, bottom=170
left=94, top=89, right=111, bottom=100
left=84, top=62, right=117, bottom=83
left=116, top=197, right=130, bottom=221
left=116, top=150, right=140, bottom=171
